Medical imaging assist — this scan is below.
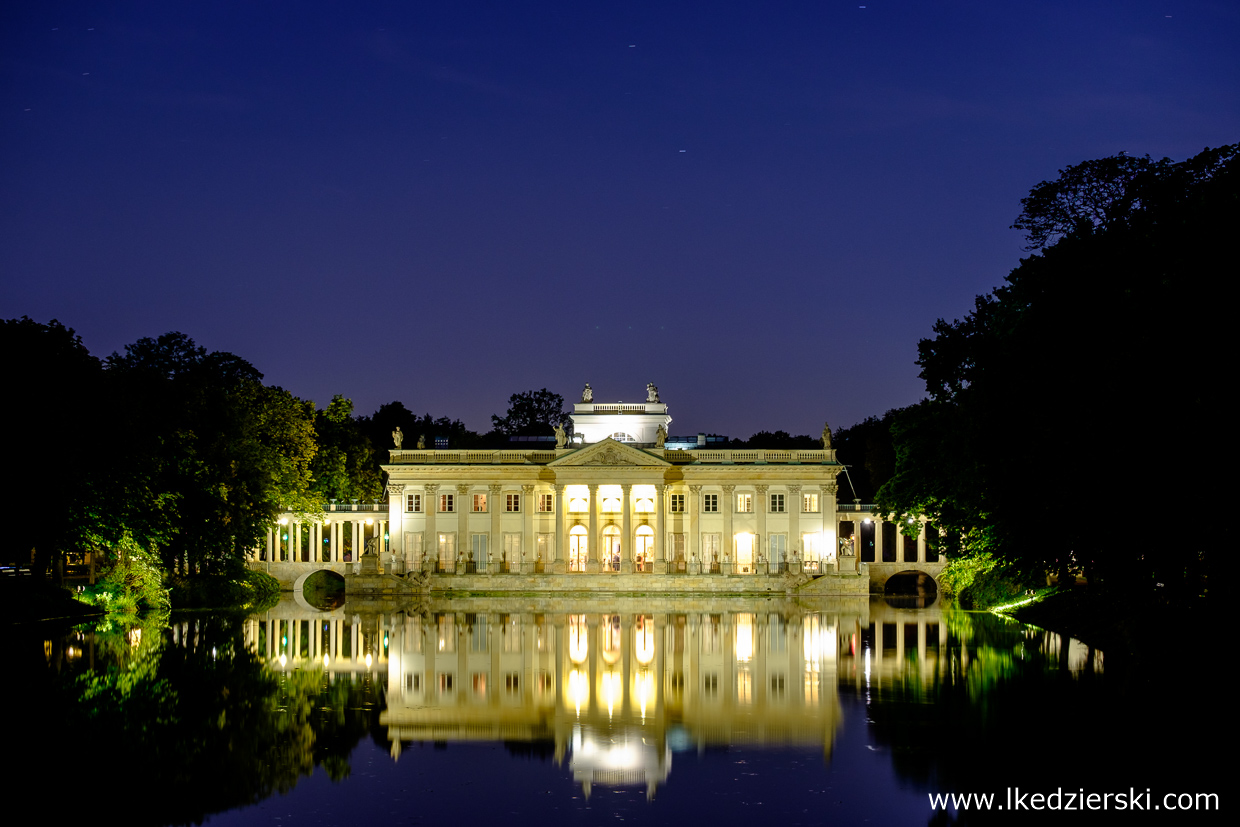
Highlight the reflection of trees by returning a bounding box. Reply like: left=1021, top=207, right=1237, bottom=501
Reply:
left=15, top=613, right=379, bottom=827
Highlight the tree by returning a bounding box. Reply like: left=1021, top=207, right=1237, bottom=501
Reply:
left=106, top=333, right=318, bottom=575
left=491, top=389, right=567, bottom=437
left=310, top=395, right=381, bottom=502
left=880, top=143, right=1235, bottom=598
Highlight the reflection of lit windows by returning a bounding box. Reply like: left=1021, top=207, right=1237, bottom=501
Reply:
left=405, top=673, right=421, bottom=692
left=736, top=494, right=753, bottom=513
left=504, top=673, right=520, bottom=694
left=737, top=667, right=752, bottom=705
left=769, top=493, right=785, bottom=513
left=472, top=494, right=488, bottom=513
left=670, top=493, right=685, bottom=513
left=703, top=494, right=719, bottom=513
left=437, top=614, right=456, bottom=652
left=472, top=672, right=487, bottom=696
left=634, top=615, right=655, bottom=664
left=602, top=614, right=622, bottom=663
left=537, top=670, right=553, bottom=694
left=803, top=493, right=820, bottom=513
left=569, top=615, right=589, bottom=663
left=704, top=673, right=719, bottom=697
left=770, top=674, right=786, bottom=700
left=735, top=614, right=754, bottom=662
left=438, top=672, right=454, bottom=694
left=538, top=494, right=554, bottom=512
left=670, top=672, right=685, bottom=698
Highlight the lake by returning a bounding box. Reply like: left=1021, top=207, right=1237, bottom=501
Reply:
left=11, top=594, right=1223, bottom=825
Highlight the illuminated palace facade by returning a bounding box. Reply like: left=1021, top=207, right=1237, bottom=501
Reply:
left=381, top=387, right=858, bottom=584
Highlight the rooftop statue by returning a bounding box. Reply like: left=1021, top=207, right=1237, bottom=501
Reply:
left=417, top=434, right=426, bottom=450
left=655, top=424, right=667, bottom=449
left=646, top=382, right=660, bottom=403
left=821, top=422, right=832, bottom=450
left=581, top=383, right=593, bottom=403
left=392, top=427, right=404, bottom=449
left=553, top=423, right=568, bottom=449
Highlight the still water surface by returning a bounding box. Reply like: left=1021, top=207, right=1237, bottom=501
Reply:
left=15, top=594, right=1218, bottom=825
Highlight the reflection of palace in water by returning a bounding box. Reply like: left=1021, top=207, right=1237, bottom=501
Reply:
left=241, top=597, right=1100, bottom=798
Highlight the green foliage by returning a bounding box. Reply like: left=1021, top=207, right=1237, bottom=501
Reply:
left=80, top=538, right=170, bottom=615
left=310, top=394, right=382, bottom=502
left=832, top=411, right=903, bottom=501
left=878, top=144, right=1235, bottom=600
left=491, top=388, right=567, bottom=436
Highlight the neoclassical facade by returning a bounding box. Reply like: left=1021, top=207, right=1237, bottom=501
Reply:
left=383, top=391, right=850, bottom=579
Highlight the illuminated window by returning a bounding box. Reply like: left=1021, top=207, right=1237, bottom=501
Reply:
left=406, top=493, right=422, bottom=513
left=568, top=497, right=588, bottom=513
left=611, top=432, right=636, bottom=442
left=737, top=493, right=752, bottom=513
left=634, top=497, right=654, bottom=513
left=437, top=533, right=455, bottom=569
left=505, top=493, right=521, bottom=512
left=602, top=497, right=621, bottom=513
left=803, top=493, right=819, bottom=513
left=670, top=493, right=685, bottom=513
left=769, top=493, right=785, bottom=513
left=472, top=494, right=487, bottom=512
left=538, top=494, right=554, bottom=512
left=439, top=494, right=454, bottom=512
left=702, top=493, right=719, bottom=513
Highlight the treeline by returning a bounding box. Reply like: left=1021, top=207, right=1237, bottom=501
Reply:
left=0, top=325, right=569, bottom=585
left=872, top=143, right=1234, bottom=603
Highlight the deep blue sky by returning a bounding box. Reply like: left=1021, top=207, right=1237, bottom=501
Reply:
left=3, top=2, right=1237, bottom=437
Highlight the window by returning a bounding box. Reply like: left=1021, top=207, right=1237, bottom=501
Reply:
left=737, top=493, right=753, bottom=513
left=406, top=493, right=422, bottom=513
left=439, top=494, right=454, bottom=512
left=536, top=532, right=552, bottom=565
left=634, top=497, right=654, bottom=513
left=769, top=533, right=787, bottom=564
left=703, top=493, right=719, bottom=513
left=538, top=493, right=554, bottom=512
left=611, top=432, right=635, bottom=442
left=470, top=534, right=488, bottom=566
left=770, top=493, right=785, bottom=512
left=602, top=497, right=621, bottom=513
left=438, top=532, right=455, bottom=569
left=803, top=493, right=820, bottom=513
left=505, top=493, right=520, bottom=512
left=472, top=493, right=487, bottom=512
left=670, top=493, right=685, bottom=513
left=568, top=497, right=588, bottom=513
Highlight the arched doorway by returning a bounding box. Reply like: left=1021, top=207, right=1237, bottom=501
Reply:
left=602, top=526, right=621, bottom=572
left=635, top=525, right=654, bottom=572
left=569, top=526, right=588, bottom=572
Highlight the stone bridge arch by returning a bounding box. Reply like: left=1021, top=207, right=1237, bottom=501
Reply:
left=867, top=562, right=946, bottom=594
left=290, top=567, right=348, bottom=612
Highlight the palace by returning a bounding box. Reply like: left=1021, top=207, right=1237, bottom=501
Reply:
left=252, top=385, right=943, bottom=594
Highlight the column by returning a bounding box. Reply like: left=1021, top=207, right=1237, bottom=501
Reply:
left=823, top=483, right=838, bottom=571
left=329, top=521, right=337, bottom=563
left=388, top=484, right=404, bottom=569
left=266, top=527, right=273, bottom=561
left=425, top=484, right=439, bottom=572
left=522, top=485, right=535, bottom=573
left=457, top=484, right=470, bottom=572
left=688, top=485, right=701, bottom=574
left=294, top=522, right=302, bottom=562
left=620, top=484, right=633, bottom=573
left=722, top=485, right=735, bottom=574
left=754, top=485, right=767, bottom=575
left=874, top=515, right=884, bottom=564
left=917, top=519, right=927, bottom=563
left=586, top=484, right=600, bottom=573
left=489, top=484, right=502, bottom=573
left=553, top=484, right=566, bottom=574
left=788, top=485, right=801, bottom=575
left=653, top=484, right=667, bottom=574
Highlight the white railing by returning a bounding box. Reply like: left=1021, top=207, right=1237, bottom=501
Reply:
left=388, top=448, right=833, bottom=464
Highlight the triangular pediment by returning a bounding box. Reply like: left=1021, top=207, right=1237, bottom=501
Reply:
left=548, top=438, right=671, bottom=467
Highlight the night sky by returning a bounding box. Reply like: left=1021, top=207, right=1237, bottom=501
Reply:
left=3, top=2, right=1237, bottom=438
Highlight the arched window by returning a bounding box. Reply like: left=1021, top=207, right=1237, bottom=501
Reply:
left=568, top=497, right=588, bottom=513
left=634, top=498, right=654, bottom=513
left=601, top=497, right=621, bottom=513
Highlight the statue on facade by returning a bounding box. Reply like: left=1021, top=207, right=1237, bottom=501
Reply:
left=654, top=424, right=667, bottom=448
left=581, top=383, right=593, bottom=403
left=646, top=382, right=660, bottom=403
left=416, top=434, right=426, bottom=449
left=821, top=422, right=832, bottom=449
left=392, top=427, right=404, bottom=449
left=553, top=423, right=568, bottom=448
